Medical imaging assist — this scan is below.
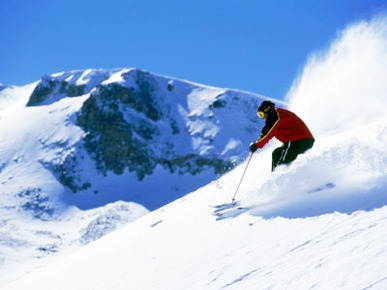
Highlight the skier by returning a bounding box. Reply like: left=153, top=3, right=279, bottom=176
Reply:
left=250, top=101, right=315, bottom=171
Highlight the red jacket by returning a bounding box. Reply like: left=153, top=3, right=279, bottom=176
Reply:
left=256, top=108, right=314, bottom=149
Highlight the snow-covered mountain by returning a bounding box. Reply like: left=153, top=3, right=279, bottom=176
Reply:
left=22, top=68, right=271, bottom=210
left=0, top=67, right=272, bottom=285
left=2, top=15, right=387, bottom=289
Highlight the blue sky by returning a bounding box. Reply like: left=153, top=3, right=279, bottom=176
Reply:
left=1, top=0, right=386, bottom=99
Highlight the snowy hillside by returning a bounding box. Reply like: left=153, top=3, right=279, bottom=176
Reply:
left=3, top=15, right=387, bottom=290
left=0, top=67, right=270, bottom=284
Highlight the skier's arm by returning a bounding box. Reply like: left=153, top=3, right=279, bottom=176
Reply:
left=254, top=109, right=280, bottom=149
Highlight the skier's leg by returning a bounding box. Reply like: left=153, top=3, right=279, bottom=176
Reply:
left=272, top=139, right=314, bottom=171
left=272, top=144, right=287, bottom=171
left=280, top=138, right=315, bottom=166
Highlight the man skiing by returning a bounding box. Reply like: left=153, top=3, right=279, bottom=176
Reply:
left=250, top=101, right=314, bottom=171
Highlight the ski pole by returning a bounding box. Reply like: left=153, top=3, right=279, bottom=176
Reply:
left=232, top=153, right=253, bottom=202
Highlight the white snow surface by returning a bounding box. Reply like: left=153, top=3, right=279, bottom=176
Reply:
left=3, top=15, right=387, bottom=289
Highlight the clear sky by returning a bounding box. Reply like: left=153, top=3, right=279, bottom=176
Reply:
left=1, top=0, right=386, bottom=100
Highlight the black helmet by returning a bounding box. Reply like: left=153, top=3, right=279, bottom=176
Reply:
left=257, top=101, right=275, bottom=118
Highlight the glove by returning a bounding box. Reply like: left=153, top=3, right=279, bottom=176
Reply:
left=249, top=142, right=258, bottom=153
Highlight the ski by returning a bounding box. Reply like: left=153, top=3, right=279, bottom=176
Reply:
left=210, top=201, right=240, bottom=210
left=212, top=206, right=250, bottom=220
left=213, top=206, right=244, bottom=216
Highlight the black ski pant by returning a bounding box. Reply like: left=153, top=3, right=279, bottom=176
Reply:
left=272, top=138, right=315, bottom=171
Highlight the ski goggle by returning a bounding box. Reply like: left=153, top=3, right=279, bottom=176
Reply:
left=257, top=111, right=265, bottom=119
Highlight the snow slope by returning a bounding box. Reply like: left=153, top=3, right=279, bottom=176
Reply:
left=3, top=188, right=387, bottom=290
left=4, top=14, right=387, bottom=290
